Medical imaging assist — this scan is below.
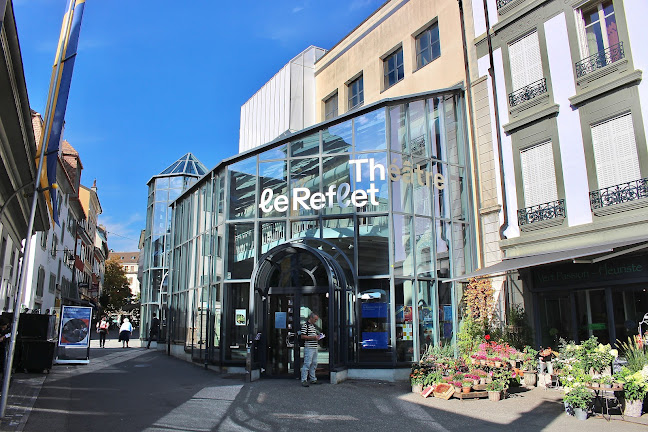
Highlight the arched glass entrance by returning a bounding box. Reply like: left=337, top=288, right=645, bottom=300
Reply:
left=250, top=240, right=351, bottom=379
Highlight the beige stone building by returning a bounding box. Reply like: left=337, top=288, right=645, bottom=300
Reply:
left=109, top=251, right=140, bottom=299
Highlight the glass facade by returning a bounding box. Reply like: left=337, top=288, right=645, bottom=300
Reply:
left=168, top=90, right=474, bottom=372
left=140, top=153, right=207, bottom=343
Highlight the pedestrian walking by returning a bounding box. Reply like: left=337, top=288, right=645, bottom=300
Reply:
left=300, top=312, right=324, bottom=387
left=147, top=314, right=160, bottom=349
left=118, top=318, right=133, bottom=348
left=96, top=315, right=109, bottom=347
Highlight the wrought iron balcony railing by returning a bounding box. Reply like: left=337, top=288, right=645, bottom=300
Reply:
left=508, top=78, right=547, bottom=107
left=518, top=199, right=566, bottom=226
left=496, top=0, right=516, bottom=12
left=589, top=177, right=648, bottom=210
left=575, top=42, right=625, bottom=78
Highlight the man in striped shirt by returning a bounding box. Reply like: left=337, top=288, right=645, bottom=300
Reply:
left=300, top=312, right=322, bottom=387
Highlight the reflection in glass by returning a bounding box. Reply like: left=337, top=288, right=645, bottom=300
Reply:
left=322, top=218, right=354, bottom=271
left=323, top=121, right=352, bottom=154
left=354, top=109, right=386, bottom=152
left=290, top=133, right=320, bottom=157
left=227, top=223, right=254, bottom=279
left=428, top=97, right=445, bottom=161
left=408, top=100, right=428, bottom=158
left=393, top=214, right=413, bottom=277
left=259, top=160, right=288, bottom=218
left=414, top=217, right=434, bottom=276
left=228, top=159, right=257, bottom=219
left=390, top=153, right=412, bottom=214
left=451, top=222, right=470, bottom=277
left=224, top=283, right=249, bottom=361
left=413, top=160, right=432, bottom=216
left=436, top=220, right=451, bottom=278
left=449, top=165, right=467, bottom=221
left=322, top=155, right=353, bottom=216
left=356, top=152, right=388, bottom=213
left=358, top=215, right=389, bottom=276
left=260, top=144, right=287, bottom=160
left=291, top=219, right=319, bottom=238
left=438, top=281, right=453, bottom=344
left=260, top=222, right=286, bottom=255
left=433, top=162, right=449, bottom=219
left=389, top=104, right=407, bottom=153
left=289, top=158, right=320, bottom=217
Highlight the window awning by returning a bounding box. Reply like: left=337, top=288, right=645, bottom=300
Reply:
left=444, top=237, right=648, bottom=282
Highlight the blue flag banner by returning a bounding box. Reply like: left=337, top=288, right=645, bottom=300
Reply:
left=38, top=0, right=86, bottom=225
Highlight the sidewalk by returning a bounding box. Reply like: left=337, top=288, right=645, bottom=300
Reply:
left=2, top=336, right=648, bottom=432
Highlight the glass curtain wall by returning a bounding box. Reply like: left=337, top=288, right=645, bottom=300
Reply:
left=168, top=91, right=473, bottom=367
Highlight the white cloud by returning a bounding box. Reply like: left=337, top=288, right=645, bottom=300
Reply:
left=99, top=213, right=144, bottom=252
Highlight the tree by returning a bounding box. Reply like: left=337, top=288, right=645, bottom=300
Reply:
left=101, top=258, right=132, bottom=312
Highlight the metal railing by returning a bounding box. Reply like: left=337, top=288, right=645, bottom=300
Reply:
left=590, top=177, right=648, bottom=210
left=575, top=42, right=624, bottom=78
left=518, top=199, right=566, bottom=226
left=509, top=78, right=547, bottom=107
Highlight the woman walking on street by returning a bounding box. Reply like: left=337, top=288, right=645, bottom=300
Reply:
left=96, top=315, right=109, bottom=347
left=119, top=318, right=132, bottom=348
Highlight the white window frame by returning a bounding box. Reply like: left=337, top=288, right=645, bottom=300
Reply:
left=574, top=0, right=617, bottom=59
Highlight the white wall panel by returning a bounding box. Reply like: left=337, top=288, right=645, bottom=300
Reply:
left=545, top=13, right=591, bottom=226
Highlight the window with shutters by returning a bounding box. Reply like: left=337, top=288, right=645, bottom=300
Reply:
left=520, top=141, right=558, bottom=207
left=48, top=273, right=56, bottom=294
left=508, top=31, right=547, bottom=107
left=591, top=113, right=640, bottom=189
left=36, top=266, right=45, bottom=297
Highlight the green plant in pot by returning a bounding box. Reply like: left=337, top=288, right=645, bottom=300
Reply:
left=615, top=366, right=648, bottom=417
left=424, top=370, right=443, bottom=387
left=522, top=346, right=538, bottom=371
left=563, top=384, right=593, bottom=420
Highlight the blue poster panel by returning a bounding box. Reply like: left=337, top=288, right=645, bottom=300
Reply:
left=362, top=303, right=388, bottom=318
left=58, top=306, right=92, bottom=347
left=443, top=305, right=453, bottom=321
left=275, top=312, right=287, bottom=329
left=361, top=332, right=389, bottom=349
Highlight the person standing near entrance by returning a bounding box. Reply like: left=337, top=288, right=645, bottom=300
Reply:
left=300, top=312, right=323, bottom=387
left=147, top=314, right=160, bottom=349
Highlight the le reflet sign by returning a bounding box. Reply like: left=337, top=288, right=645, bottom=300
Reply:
left=259, top=157, right=446, bottom=213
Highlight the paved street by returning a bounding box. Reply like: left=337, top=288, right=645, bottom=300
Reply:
left=0, top=334, right=643, bottom=432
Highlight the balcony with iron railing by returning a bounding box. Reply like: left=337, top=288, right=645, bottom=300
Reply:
left=590, top=177, right=648, bottom=214
left=518, top=199, right=566, bottom=229
left=509, top=78, right=548, bottom=108
left=496, top=0, right=521, bottom=14
left=575, top=42, right=625, bottom=78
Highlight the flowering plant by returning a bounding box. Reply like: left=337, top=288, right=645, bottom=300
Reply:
left=464, top=374, right=479, bottom=380
left=522, top=346, right=538, bottom=371
left=539, top=347, right=557, bottom=360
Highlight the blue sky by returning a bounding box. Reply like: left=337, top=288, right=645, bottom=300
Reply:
left=13, top=0, right=385, bottom=251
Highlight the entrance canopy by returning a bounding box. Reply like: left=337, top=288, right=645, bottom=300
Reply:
left=445, top=237, right=648, bottom=282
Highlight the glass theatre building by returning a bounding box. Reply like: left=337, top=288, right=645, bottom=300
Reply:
left=166, top=88, right=476, bottom=380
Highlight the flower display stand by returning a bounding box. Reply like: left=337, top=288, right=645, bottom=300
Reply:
left=453, top=384, right=489, bottom=400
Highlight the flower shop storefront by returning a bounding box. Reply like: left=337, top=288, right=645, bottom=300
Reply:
left=167, top=88, right=477, bottom=381
left=526, top=251, right=648, bottom=348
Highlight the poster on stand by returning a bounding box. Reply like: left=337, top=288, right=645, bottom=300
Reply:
left=55, top=306, right=93, bottom=364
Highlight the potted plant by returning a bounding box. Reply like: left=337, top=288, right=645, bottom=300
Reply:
left=486, top=378, right=505, bottom=401
left=615, top=367, right=648, bottom=417
left=521, top=346, right=538, bottom=386
left=462, top=379, right=473, bottom=393
left=563, top=384, right=593, bottom=421
left=410, top=364, right=426, bottom=393
left=589, top=377, right=600, bottom=388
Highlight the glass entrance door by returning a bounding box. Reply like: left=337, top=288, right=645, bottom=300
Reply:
left=267, top=294, right=298, bottom=377
left=266, top=291, right=330, bottom=379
